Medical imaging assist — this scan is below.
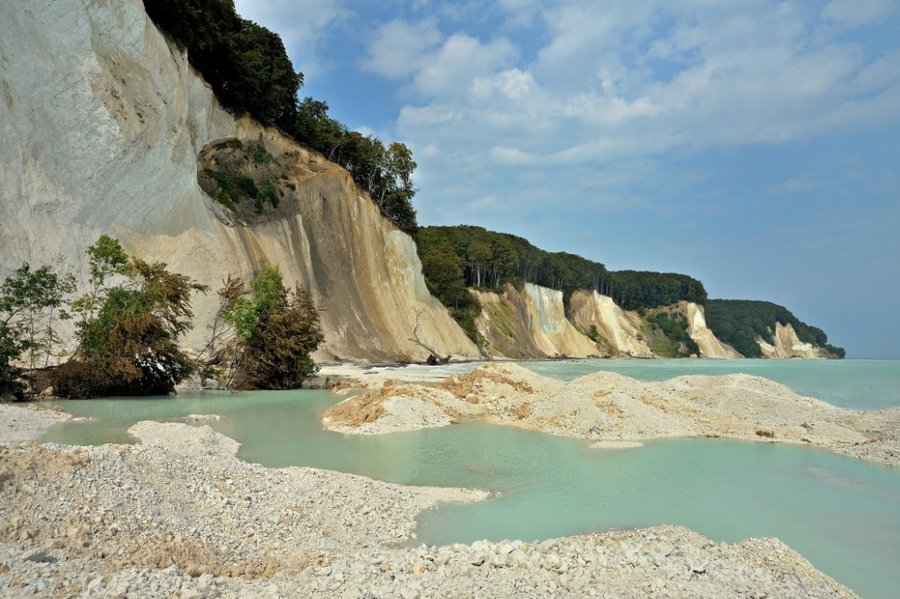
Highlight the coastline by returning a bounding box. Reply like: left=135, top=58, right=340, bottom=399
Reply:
left=321, top=362, right=900, bottom=468
left=0, top=404, right=858, bottom=598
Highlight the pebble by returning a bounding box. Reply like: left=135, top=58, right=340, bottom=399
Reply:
left=0, top=417, right=860, bottom=598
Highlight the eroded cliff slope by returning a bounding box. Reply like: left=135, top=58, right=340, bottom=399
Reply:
left=473, top=284, right=601, bottom=358
left=568, top=291, right=654, bottom=357
left=758, top=323, right=830, bottom=359
left=0, top=0, right=478, bottom=362
left=473, top=286, right=743, bottom=359
left=679, top=301, right=742, bottom=358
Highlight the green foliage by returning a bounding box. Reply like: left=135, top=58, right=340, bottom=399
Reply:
left=1, top=263, right=75, bottom=396
left=416, top=235, right=480, bottom=341
left=209, top=266, right=323, bottom=390
left=142, top=0, right=301, bottom=127
left=415, top=226, right=610, bottom=304
left=55, top=237, right=207, bottom=398
left=290, top=98, right=418, bottom=231
left=705, top=299, right=845, bottom=358
left=248, top=142, right=275, bottom=164
left=645, top=311, right=699, bottom=357
left=606, top=271, right=707, bottom=311
left=260, top=180, right=279, bottom=209
left=210, top=166, right=279, bottom=216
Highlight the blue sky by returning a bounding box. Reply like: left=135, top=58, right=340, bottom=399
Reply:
left=233, top=0, right=900, bottom=358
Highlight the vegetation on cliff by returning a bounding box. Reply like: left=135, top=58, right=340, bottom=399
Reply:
left=608, top=271, right=707, bottom=311
left=142, top=0, right=418, bottom=231
left=705, top=300, right=845, bottom=358
left=416, top=225, right=708, bottom=325
left=644, top=310, right=700, bottom=358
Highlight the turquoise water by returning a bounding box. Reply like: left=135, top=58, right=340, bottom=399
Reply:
left=525, top=358, right=900, bottom=410
left=40, top=360, right=900, bottom=598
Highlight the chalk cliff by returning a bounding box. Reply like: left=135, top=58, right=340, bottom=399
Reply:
left=0, top=0, right=479, bottom=362
left=758, top=323, right=830, bottom=359
left=678, top=301, right=742, bottom=359
left=568, top=291, right=654, bottom=357
left=472, top=284, right=600, bottom=358
left=474, top=288, right=745, bottom=360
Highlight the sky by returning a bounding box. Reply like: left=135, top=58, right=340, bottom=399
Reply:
left=233, top=0, right=900, bottom=358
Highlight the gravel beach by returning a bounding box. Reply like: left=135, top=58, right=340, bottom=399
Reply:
left=0, top=402, right=860, bottom=597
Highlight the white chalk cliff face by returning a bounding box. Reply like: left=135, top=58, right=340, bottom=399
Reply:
left=568, top=291, right=654, bottom=357
left=679, top=301, right=742, bottom=359
left=0, top=0, right=478, bottom=362
left=472, top=284, right=601, bottom=358
left=757, top=323, right=828, bottom=359
left=474, top=287, right=745, bottom=359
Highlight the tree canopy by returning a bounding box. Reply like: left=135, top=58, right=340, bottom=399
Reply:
left=606, top=271, right=707, bottom=311
left=202, top=266, right=323, bottom=390
left=53, top=236, right=207, bottom=398
left=142, top=0, right=301, bottom=127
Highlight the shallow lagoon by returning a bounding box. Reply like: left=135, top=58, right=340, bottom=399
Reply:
left=42, top=359, right=900, bottom=598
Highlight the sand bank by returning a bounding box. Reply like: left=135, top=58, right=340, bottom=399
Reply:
left=323, top=363, right=900, bottom=467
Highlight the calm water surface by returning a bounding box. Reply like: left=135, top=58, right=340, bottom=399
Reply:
left=41, top=360, right=900, bottom=598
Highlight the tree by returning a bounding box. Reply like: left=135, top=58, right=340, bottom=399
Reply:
left=71, top=233, right=129, bottom=324
left=202, top=266, right=323, bottom=390
left=142, top=0, right=303, bottom=127
left=1, top=263, right=75, bottom=397
left=54, top=237, right=207, bottom=398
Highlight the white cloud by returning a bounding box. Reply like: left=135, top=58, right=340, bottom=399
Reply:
left=470, top=69, right=535, bottom=100
left=412, top=33, right=517, bottom=98
left=823, top=0, right=895, bottom=29
left=362, top=19, right=441, bottom=79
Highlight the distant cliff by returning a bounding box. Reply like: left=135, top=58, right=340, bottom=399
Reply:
left=705, top=300, right=844, bottom=359
left=472, top=284, right=740, bottom=360
left=0, top=0, right=478, bottom=362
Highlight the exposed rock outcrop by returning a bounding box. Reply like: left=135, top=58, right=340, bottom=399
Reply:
left=678, top=301, right=742, bottom=358
left=758, top=322, right=830, bottom=359
left=472, top=284, right=600, bottom=358
left=568, top=290, right=654, bottom=357
left=0, top=0, right=478, bottom=362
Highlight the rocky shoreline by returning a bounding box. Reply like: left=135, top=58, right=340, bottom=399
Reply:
left=0, top=403, right=861, bottom=597
left=322, top=363, right=900, bottom=468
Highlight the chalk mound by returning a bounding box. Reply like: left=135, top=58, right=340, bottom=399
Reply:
left=320, top=363, right=900, bottom=466
left=128, top=421, right=240, bottom=456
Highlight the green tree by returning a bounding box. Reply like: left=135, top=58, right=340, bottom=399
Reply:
left=1, top=264, right=76, bottom=397
left=54, top=237, right=207, bottom=398
left=71, top=233, right=129, bottom=324
left=204, top=266, right=323, bottom=390
left=143, top=0, right=302, bottom=127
